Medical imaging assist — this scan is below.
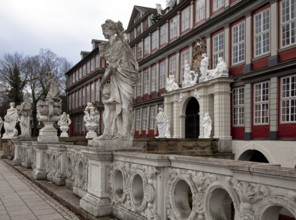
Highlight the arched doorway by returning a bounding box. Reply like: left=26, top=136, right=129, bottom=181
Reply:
left=238, top=150, right=269, bottom=163
left=185, top=98, right=199, bottom=138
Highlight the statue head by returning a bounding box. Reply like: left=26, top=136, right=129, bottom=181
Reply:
left=9, top=102, right=15, bottom=108
left=101, top=19, right=124, bottom=39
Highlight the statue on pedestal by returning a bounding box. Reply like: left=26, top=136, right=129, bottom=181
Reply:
left=202, top=112, right=212, bottom=138
left=199, top=53, right=209, bottom=81
left=16, top=93, right=32, bottom=138
left=207, top=57, right=229, bottom=79
left=166, top=74, right=179, bottom=92
left=98, top=19, right=139, bottom=140
left=155, top=107, right=171, bottom=138
left=3, top=102, right=18, bottom=139
left=58, top=112, right=71, bottom=138
left=182, top=63, right=199, bottom=88
left=84, top=102, right=100, bottom=139
left=36, top=71, right=62, bottom=142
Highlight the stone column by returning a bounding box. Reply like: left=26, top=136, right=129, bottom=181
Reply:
left=80, top=149, right=113, bottom=217
left=244, top=13, right=252, bottom=73
left=269, top=0, right=278, bottom=66
left=173, top=97, right=181, bottom=138
left=269, top=77, right=278, bottom=139
left=198, top=88, right=207, bottom=139
left=32, top=143, right=48, bottom=180
left=164, top=99, right=173, bottom=138
left=244, top=83, right=252, bottom=139
left=12, top=139, right=21, bottom=166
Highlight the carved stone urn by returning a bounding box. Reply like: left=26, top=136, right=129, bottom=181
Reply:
left=37, top=98, right=62, bottom=142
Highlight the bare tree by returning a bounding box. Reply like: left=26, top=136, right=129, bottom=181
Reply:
left=24, top=49, right=72, bottom=136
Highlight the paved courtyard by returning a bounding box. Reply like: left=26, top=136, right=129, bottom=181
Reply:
left=0, top=160, right=80, bottom=220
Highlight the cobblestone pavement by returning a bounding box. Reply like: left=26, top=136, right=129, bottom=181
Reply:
left=0, top=160, right=80, bottom=220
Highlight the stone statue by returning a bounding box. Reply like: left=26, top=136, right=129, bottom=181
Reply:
left=202, top=112, right=212, bottom=138
left=58, top=112, right=71, bottom=138
left=98, top=19, right=139, bottom=140
left=207, top=57, right=229, bottom=79
left=151, top=4, right=163, bottom=23
left=36, top=71, right=62, bottom=142
left=46, top=71, right=60, bottom=102
left=84, top=102, right=100, bottom=139
left=199, top=53, right=209, bottom=81
left=155, top=107, right=171, bottom=138
left=3, top=102, right=18, bottom=139
left=182, top=63, right=199, bottom=88
left=166, top=0, right=176, bottom=10
left=166, top=74, right=179, bottom=92
left=16, top=93, right=32, bottom=138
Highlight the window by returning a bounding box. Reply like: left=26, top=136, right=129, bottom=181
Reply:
left=150, top=105, right=158, bottom=130
left=180, top=48, right=190, bottom=79
left=160, top=24, right=167, bottom=46
left=254, top=8, right=270, bottom=57
left=195, top=0, right=205, bottom=23
left=96, top=54, right=100, bottom=69
left=91, top=82, right=95, bottom=102
left=96, top=80, right=100, bottom=102
left=281, top=74, right=296, bottom=122
left=151, top=65, right=157, bottom=92
left=151, top=31, right=158, bottom=51
left=213, top=31, right=224, bottom=68
left=142, top=107, right=148, bottom=131
left=169, top=55, right=177, bottom=78
left=144, top=36, right=150, bottom=56
left=232, top=21, right=245, bottom=64
left=213, top=0, right=224, bottom=12
left=143, top=69, right=150, bottom=94
left=82, top=86, right=86, bottom=105
left=143, top=19, right=149, bottom=32
left=136, top=109, right=142, bottom=130
left=181, top=7, right=190, bottom=33
left=137, top=42, right=143, bottom=60
left=233, top=87, right=244, bottom=126
left=91, top=57, right=95, bottom=72
left=130, top=30, right=135, bottom=42
left=254, top=81, right=269, bottom=125
left=159, top=60, right=166, bottom=89
left=136, top=25, right=141, bottom=38
left=136, top=74, right=142, bottom=97
left=281, top=0, right=296, bottom=47
left=170, top=16, right=178, bottom=40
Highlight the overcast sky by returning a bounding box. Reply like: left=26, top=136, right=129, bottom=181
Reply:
left=0, top=0, right=166, bottom=65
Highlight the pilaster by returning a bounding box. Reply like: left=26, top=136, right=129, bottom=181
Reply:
left=244, top=83, right=252, bottom=139
left=269, top=77, right=278, bottom=139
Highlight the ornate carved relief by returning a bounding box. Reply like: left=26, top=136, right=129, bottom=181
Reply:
left=74, top=153, right=88, bottom=191
left=110, top=161, right=160, bottom=220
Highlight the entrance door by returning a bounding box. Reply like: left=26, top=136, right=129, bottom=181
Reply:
left=185, top=98, right=200, bottom=138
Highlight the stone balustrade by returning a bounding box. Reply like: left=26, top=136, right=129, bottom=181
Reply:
left=12, top=142, right=296, bottom=220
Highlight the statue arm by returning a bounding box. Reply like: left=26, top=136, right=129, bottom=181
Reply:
left=100, top=67, right=114, bottom=89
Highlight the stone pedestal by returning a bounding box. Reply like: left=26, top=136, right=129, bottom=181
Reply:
left=12, top=140, right=21, bottom=165
left=1, top=140, right=14, bottom=160
left=88, top=138, right=134, bottom=151
left=38, top=122, right=59, bottom=143
left=60, top=125, right=69, bottom=138
left=85, top=130, right=97, bottom=139
left=80, top=149, right=113, bottom=217
left=32, top=143, right=47, bottom=180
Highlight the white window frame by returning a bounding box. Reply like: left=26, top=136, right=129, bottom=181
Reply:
left=213, top=31, right=224, bottom=68
left=281, top=74, right=296, bottom=123
left=180, top=48, right=190, bottom=80
left=144, top=36, right=150, bottom=56
left=169, top=55, right=177, bottom=78
left=136, top=73, right=142, bottom=97
left=151, top=65, right=158, bottom=92
left=232, top=87, right=244, bottom=126
left=213, top=0, right=225, bottom=12
left=143, top=69, right=150, bottom=94
left=281, top=0, right=296, bottom=48
left=181, top=6, right=190, bottom=33
left=149, top=105, right=158, bottom=130
left=137, top=42, right=143, bottom=60
left=254, top=81, right=269, bottom=125
left=160, top=24, right=167, bottom=46
left=170, top=15, right=178, bottom=40
left=254, top=8, right=270, bottom=57
left=136, top=109, right=142, bottom=130
left=195, top=0, right=205, bottom=23
left=151, top=30, right=158, bottom=51
left=142, top=107, right=148, bottom=131
left=159, top=60, right=166, bottom=89
left=232, top=21, right=245, bottom=65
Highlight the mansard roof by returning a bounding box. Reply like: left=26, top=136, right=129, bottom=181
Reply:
left=127, top=5, right=156, bottom=30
